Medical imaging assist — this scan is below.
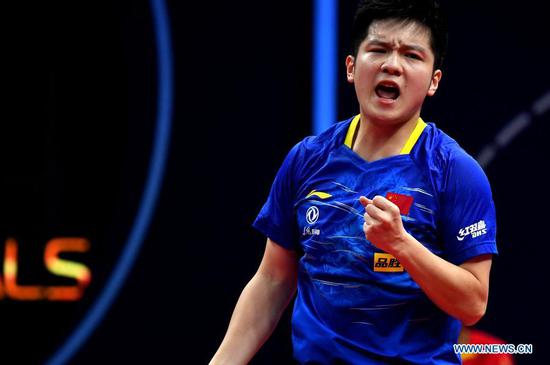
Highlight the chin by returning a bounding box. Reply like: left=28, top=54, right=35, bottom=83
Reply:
left=367, top=110, right=405, bottom=125
left=366, top=103, right=420, bottom=126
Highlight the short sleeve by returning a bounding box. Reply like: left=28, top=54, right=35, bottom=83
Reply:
left=439, top=149, right=498, bottom=265
left=252, top=142, right=303, bottom=250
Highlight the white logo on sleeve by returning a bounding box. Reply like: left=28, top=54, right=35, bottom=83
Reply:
left=457, top=220, right=487, bottom=241
left=306, top=206, right=320, bottom=224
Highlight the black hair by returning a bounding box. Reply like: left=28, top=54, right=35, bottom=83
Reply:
left=351, top=0, right=448, bottom=70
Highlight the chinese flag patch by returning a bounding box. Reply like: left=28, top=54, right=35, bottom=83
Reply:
left=385, top=192, right=414, bottom=215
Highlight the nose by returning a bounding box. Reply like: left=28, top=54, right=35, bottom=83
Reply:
left=381, top=52, right=402, bottom=76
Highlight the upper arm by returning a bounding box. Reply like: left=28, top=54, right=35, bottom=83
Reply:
left=257, top=238, right=298, bottom=288
left=459, top=254, right=493, bottom=298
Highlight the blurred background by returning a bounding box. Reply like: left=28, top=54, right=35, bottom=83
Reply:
left=3, top=0, right=549, bottom=364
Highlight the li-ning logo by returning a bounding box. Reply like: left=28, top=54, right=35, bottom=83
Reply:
left=305, top=190, right=332, bottom=199
left=457, top=220, right=487, bottom=241
left=306, top=206, right=319, bottom=224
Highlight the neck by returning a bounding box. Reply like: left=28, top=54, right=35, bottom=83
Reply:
left=352, top=113, right=420, bottom=162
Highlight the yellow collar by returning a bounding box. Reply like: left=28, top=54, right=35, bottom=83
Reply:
left=344, top=114, right=427, bottom=154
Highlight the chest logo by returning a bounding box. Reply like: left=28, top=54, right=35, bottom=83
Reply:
left=374, top=252, right=404, bottom=272
left=305, top=190, right=332, bottom=199
left=306, top=206, right=320, bottom=224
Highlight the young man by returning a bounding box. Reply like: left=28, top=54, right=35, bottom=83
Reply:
left=211, top=0, right=498, bottom=363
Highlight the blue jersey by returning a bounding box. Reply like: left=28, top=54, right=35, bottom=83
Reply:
left=253, top=115, right=498, bottom=364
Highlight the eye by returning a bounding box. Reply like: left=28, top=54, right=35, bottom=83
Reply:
left=405, top=53, right=422, bottom=60
left=370, top=48, right=386, bottom=54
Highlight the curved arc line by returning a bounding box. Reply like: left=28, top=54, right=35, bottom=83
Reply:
left=45, top=0, right=174, bottom=363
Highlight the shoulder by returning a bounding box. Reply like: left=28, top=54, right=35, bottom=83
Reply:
left=413, top=122, right=491, bottom=195
left=276, top=116, right=354, bottom=186
left=299, top=116, right=354, bottom=150
left=416, top=123, right=483, bottom=174
left=287, top=116, right=355, bottom=164
left=428, top=124, right=491, bottom=195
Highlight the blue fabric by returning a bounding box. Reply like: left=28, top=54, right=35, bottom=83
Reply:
left=253, top=116, right=498, bottom=364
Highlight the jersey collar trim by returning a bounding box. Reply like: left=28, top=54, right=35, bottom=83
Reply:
left=343, top=114, right=427, bottom=155
left=344, top=115, right=361, bottom=148
left=400, top=118, right=427, bottom=154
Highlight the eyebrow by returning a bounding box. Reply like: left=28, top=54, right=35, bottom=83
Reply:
left=366, top=39, right=427, bottom=53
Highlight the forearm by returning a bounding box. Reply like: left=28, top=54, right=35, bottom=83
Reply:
left=210, top=272, right=296, bottom=365
left=393, top=233, right=488, bottom=326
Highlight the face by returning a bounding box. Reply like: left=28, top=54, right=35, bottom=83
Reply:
left=346, top=19, right=442, bottom=126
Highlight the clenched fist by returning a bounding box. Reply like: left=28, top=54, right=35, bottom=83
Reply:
left=359, top=195, right=410, bottom=255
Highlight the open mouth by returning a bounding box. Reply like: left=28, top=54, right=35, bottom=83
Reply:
left=375, top=82, right=400, bottom=100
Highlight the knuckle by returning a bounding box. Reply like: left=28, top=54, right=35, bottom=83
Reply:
left=365, top=205, right=374, bottom=215
left=390, top=204, right=400, bottom=215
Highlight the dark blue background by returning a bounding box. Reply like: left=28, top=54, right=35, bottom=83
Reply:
left=3, top=1, right=549, bottom=364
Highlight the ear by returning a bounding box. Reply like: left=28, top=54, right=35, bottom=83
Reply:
left=427, top=69, right=442, bottom=96
left=345, top=55, right=355, bottom=83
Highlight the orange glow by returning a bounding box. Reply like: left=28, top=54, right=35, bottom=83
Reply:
left=4, top=238, right=44, bottom=300
left=0, top=237, right=92, bottom=301
left=44, top=238, right=92, bottom=301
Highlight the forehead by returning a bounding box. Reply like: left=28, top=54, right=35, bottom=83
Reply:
left=365, top=18, right=432, bottom=50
